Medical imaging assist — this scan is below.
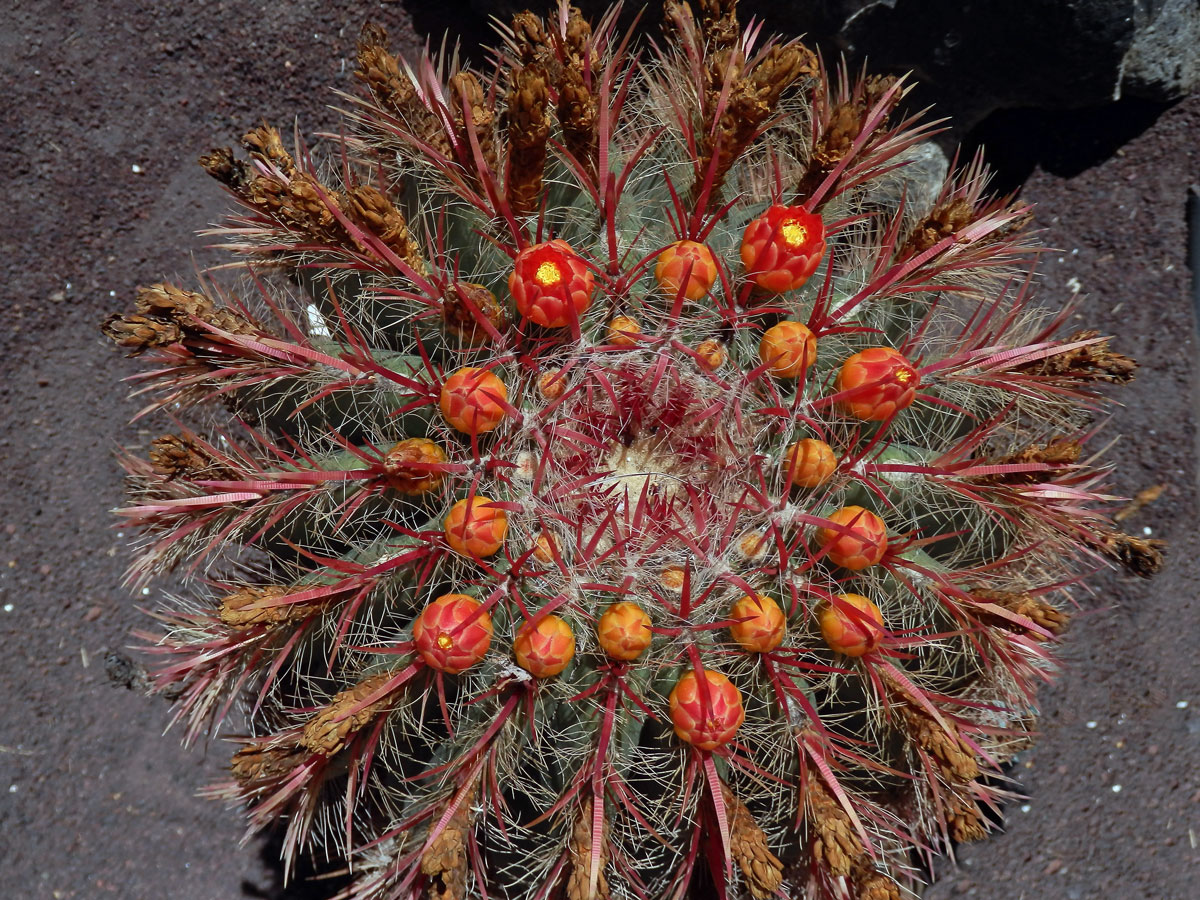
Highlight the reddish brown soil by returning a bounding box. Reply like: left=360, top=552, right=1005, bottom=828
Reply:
left=1, top=3, right=1196, bottom=899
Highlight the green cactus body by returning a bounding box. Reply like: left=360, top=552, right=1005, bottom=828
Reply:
left=104, top=3, right=1159, bottom=899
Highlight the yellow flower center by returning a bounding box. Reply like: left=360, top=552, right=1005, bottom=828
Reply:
left=534, top=260, right=563, bottom=287
left=437, top=634, right=454, bottom=649
left=780, top=220, right=808, bottom=248
left=894, top=367, right=913, bottom=383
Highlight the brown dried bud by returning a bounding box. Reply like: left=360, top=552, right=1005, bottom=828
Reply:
left=242, top=123, right=297, bottom=178
left=805, top=778, right=860, bottom=879
left=356, top=23, right=417, bottom=116
left=901, top=197, right=976, bottom=257
left=896, top=701, right=979, bottom=782
left=974, top=588, right=1071, bottom=639
left=723, top=784, right=783, bottom=900
left=300, top=672, right=395, bottom=756
left=345, top=184, right=427, bottom=274
left=421, top=781, right=478, bottom=900
left=148, top=434, right=232, bottom=480
left=230, top=742, right=306, bottom=785
left=507, top=65, right=550, bottom=216
left=383, top=438, right=448, bottom=495
left=442, top=282, right=508, bottom=345
left=100, top=313, right=182, bottom=354
left=947, top=792, right=987, bottom=843
left=1016, top=330, right=1138, bottom=383
left=566, top=796, right=610, bottom=900
left=853, top=864, right=903, bottom=900
left=450, top=70, right=497, bottom=177
left=1087, top=527, right=1166, bottom=578
left=218, top=585, right=315, bottom=629
left=510, top=12, right=549, bottom=66
left=199, top=147, right=252, bottom=193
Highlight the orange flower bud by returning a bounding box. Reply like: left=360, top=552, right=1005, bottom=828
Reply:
left=513, top=614, right=576, bottom=677
left=740, top=205, right=826, bottom=293
left=729, top=593, right=786, bottom=653
left=508, top=239, right=595, bottom=328
left=659, top=566, right=686, bottom=592
left=444, top=495, right=508, bottom=558
left=413, top=594, right=493, bottom=673
left=784, top=438, right=838, bottom=489
left=440, top=367, right=508, bottom=435
left=538, top=369, right=567, bottom=400
left=695, top=339, right=726, bottom=370
left=530, top=531, right=557, bottom=564
left=668, top=668, right=744, bottom=751
left=654, top=240, right=718, bottom=301
left=597, top=601, right=653, bottom=661
left=383, top=438, right=448, bottom=495
left=759, top=320, right=817, bottom=378
left=835, top=347, right=920, bottom=421
left=818, top=593, right=885, bottom=657
left=815, top=506, right=888, bottom=570
left=607, top=315, right=641, bottom=347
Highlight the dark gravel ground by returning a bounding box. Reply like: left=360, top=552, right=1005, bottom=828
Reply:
left=1, top=2, right=1196, bottom=899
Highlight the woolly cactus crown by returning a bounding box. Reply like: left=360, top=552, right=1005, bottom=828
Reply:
left=103, top=2, right=1161, bottom=899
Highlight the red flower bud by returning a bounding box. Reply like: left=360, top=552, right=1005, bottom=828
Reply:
left=835, top=347, right=920, bottom=421
left=444, top=495, right=508, bottom=558
left=668, top=668, right=744, bottom=751
left=440, top=367, right=508, bottom=435
left=413, top=594, right=493, bottom=673
left=818, top=593, right=885, bottom=657
left=740, top=205, right=826, bottom=293
left=815, top=506, right=888, bottom=570
left=508, top=240, right=595, bottom=328
left=514, top=614, right=576, bottom=677
left=654, top=240, right=718, bottom=301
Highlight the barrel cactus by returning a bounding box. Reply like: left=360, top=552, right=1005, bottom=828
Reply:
left=102, top=2, right=1162, bottom=899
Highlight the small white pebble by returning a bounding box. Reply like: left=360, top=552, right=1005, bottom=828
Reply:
left=2, top=604, right=12, bottom=613
left=1111, top=784, right=1122, bottom=793
left=1086, top=721, right=1097, bottom=729
left=1143, top=526, right=1153, bottom=536
left=141, top=587, right=151, bottom=596
left=131, top=164, right=143, bottom=174
left=8, top=784, right=16, bottom=793
left=1177, top=700, right=1189, bottom=709
left=109, top=290, right=117, bottom=297
left=1020, top=804, right=1031, bottom=813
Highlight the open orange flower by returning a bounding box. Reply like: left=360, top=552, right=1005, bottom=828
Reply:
left=836, top=347, right=920, bottom=421
left=669, top=668, right=744, bottom=751
left=444, top=495, right=508, bottom=558
left=654, top=240, right=718, bottom=300
left=508, top=239, right=595, bottom=328
left=816, top=506, right=888, bottom=570
left=513, top=614, right=576, bottom=677
left=413, top=594, right=493, bottom=673
left=818, top=593, right=885, bottom=657
left=440, top=367, right=508, bottom=435
left=740, top=205, right=826, bottom=293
